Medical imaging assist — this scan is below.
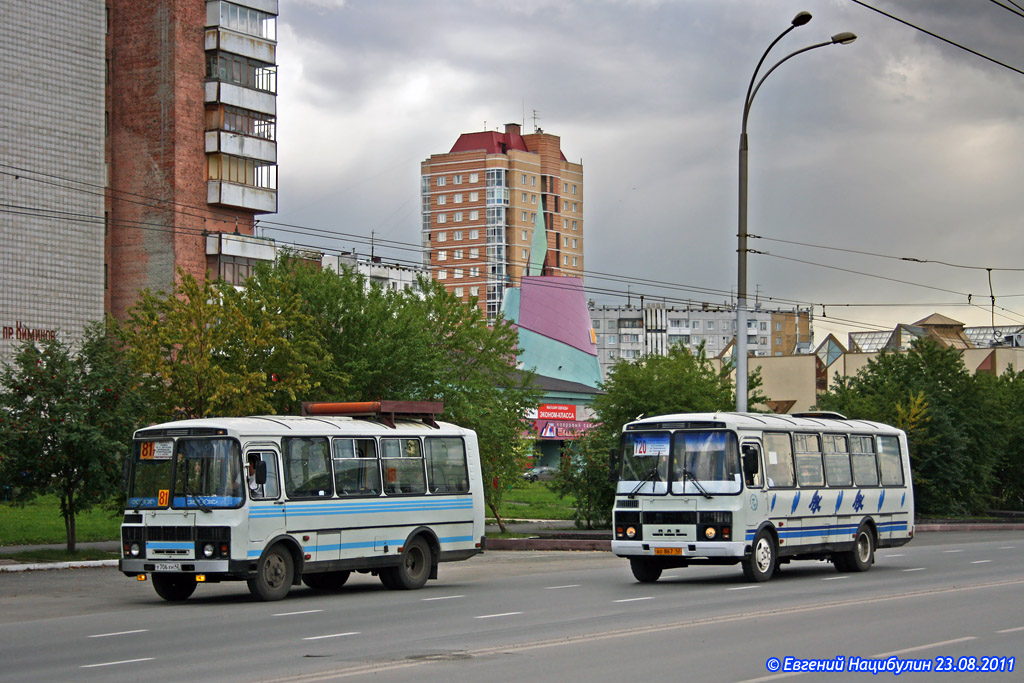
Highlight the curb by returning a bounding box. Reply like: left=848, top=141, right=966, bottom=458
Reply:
left=0, top=559, right=119, bottom=573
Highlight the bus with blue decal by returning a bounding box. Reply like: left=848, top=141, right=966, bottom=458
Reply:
left=610, top=412, right=914, bottom=582
left=119, top=401, right=485, bottom=601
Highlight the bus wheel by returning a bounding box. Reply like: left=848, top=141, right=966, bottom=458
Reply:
left=302, top=571, right=351, bottom=591
left=629, top=557, right=663, bottom=583
left=152, top=573, right=197, bottom=601
left=248, top=544, right=294, bottom=601
left=837, top=525, right=874, bottom=573
left=742, top=530, right=776, bottom=582
left=391, top=537, right=432, bottom=590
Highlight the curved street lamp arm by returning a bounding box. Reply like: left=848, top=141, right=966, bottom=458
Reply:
left=742, top=24, right=800, bottom=127
left=743, top=40, right=833, bottom=132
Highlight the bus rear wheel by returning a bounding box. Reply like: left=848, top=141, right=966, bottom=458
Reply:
left=835, top=525, right=874, bottom=573
left=152, top=573, right=197, bottom=601
left=742, top=530, right=776, bottom=582
left=629, top=557, right=663, bottom=583
left=248, top=544, right=294, bottom=601
left=387, top=537, right=432, bottom=590
left=302, top=570, right=351, bottom=591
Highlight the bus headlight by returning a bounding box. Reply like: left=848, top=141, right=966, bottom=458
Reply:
left=202, top=543, right=215, bottom=558
left=625, top=526, right=637, bottom=539
left=704, top=527, right=717, bottom=540
left=130, top=542, right=141, bottom=557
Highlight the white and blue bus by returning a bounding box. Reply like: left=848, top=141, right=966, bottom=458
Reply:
left=611, top=412, right=914, bottom=582
left=119, top=401, right=485, bottom=601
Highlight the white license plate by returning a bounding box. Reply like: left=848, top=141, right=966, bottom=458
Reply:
left=154, top=562, right=181, bottom=572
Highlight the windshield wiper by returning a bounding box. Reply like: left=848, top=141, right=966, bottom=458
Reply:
left=681, top=468, right=713, bottom=499
left=628, top=466, right=661, bottom=499
left=181, top=467, right=211, bottom=513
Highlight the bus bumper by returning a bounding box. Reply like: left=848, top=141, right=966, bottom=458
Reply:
left=611, top=539, right=747, bottom=559
left=119, top=558, right=233, bottom=575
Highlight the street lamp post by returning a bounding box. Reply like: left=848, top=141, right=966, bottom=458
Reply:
left=735, top=13, right=856, bottom=412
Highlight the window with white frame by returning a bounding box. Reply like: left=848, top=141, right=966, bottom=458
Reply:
left=470, top=286, right=479, bottom=296
left=469, top=211, right=479, bottom=221
left=454, top=268, right=463, bottom=279
left=437, top=176, right=446, bottom=187
left=438, top=270, right=447, bottom=279
left=437, top=232, right=446, bottom=242
left=437, top=195, right=446, bottom=205
left=453, top=249, right=463, bottom=259
left=453, top=174, right=462, bottom=185
left=469, top=267, right=479, bottom=277
left=469, top=191, right=479, bottom=201
left=469, top=173, right=479, bottom=183
left=453, top=212, right=463, bottom=222
left=437, top=213, right=446, bottom=224
left=453, top=230, right=463, bottom=240
left=437, top=251, right=447, bottom=261
left=453, top=193, right=462, bottom=204
left=454, top=287, right=463, bottom=297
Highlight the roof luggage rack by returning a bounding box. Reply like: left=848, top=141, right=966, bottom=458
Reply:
left=791, top=411, right=847, bottom=420
left=300, top=400, right=444, bottom=428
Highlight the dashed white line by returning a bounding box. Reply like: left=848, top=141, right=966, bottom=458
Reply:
left=727, top=586, right=760, bottom=591
left=822, top=576, right=849, bottom=581
left=875, top=636, right=976, bottom=658
left=545, top=584, right=581, bottom=590
left=997, top=626, right=1024, bottom=633
left=81, top=658, right=154, bottom=669
left=998, top=546, right=1015, bottom=550
left=274, top=609, right=323, bottom=617
left=475, top=612, right=522, bottom=619
left=88, top=629, right=149, bottom=638
left=943, top=549, right=964, bottom=554
left=614, top=596, right=655, bottom=602
left=302, top=632, right=360, bottom=641
left=971, top=560, right=992, bottom=564
left=422, top=595, right=464, bottom=601
left=902, top=568, right=925, bottom=572
left=882, top=553, right=904, bottom=558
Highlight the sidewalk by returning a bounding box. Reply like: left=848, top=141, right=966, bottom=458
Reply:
left=0, top=541, right=120, bottom=573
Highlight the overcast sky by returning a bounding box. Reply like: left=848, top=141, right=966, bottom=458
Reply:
left=267, top=0, right=1024, bottom=346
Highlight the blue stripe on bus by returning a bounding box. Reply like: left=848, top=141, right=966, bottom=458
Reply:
left=146, top=541, right=193, bottom=550
left=249, top=500, right=473, bottom=519
left=744, top=521, right=909, bottom=541
left=245, top=535, right=477, bottom=558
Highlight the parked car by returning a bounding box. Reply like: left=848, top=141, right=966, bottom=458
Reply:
left=521, top=466, right=557, bottom=482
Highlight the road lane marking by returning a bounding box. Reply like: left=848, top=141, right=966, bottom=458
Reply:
left=545, top=584, right=580, bottom=590
left=88, top=629, right=149, bottom=638
left=275, top=609, right=323, bottom=617
left=422, top=595, right=464, bottom=601
left=822, top=576, right=848, bottom=581
left=614, top=596, right=655, bottom=602
left=82, top=658, right=154, bottom=669
left=971, top=560, right=992, bottom=564
left=475, top=612, right=522, bottom=619
left=997, top=626, right=1024, bottom=633
left=875, top=636, right=976, bottom=658
left=727, top=586, right=759, bottom=591
left=882, top=553, right=904, bottom=557
left=999, top=546, right=1015, bottom=549
left=943, top=549, right=963, bottom=553
left=902, top=568, right=925, bottom=572
left=303, top=632, right=360, bottom=641
left=279, top=577, right=1024, bottom=682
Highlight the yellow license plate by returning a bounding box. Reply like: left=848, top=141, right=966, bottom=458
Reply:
left=654, top=547, right=682, bottom=556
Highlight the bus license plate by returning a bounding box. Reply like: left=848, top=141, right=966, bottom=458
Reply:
left=154, top=562, right=181, bottom=572
left=654, top=548, right=682, bottom=556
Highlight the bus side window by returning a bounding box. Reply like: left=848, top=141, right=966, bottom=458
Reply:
left=763, top=433, right=795, bottom=487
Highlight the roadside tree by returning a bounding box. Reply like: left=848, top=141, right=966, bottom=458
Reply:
left=0, top=321, right=154, bottom=551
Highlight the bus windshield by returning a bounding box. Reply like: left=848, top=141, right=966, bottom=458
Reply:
left=670, top=430, right=741, bottom=495
left=127, top=438, right=243, bottom=509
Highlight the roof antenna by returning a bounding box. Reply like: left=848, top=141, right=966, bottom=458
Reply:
left=532, top=109, right=541, bottom=133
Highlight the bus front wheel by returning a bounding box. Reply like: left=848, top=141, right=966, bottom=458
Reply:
left=742, top=530, right=776, bottom=582
left=248, top=544, right=294, bottom=601
left=152, top=573, right=197, bottom=601
left=629, top=557, right=663, bottom=583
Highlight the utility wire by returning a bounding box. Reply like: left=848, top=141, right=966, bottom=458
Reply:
left=851, top=0, right=1024, bottom=77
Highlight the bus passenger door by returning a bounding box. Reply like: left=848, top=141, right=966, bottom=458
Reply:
left=246, top=448, right=285, bottom=545
left=741, top=442, right=768, bottom=535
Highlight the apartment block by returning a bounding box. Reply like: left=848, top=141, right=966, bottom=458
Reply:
left=106, top=0, right=279, bottom=319
left=421, top=123, right=583, bottom=319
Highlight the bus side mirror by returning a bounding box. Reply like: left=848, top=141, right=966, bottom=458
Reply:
left=255, top=460, right=268, bottom=486
left=608, top=448, right=620, bottom=483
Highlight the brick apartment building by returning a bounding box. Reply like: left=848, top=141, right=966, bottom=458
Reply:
left=421, top=123, right=584, bottom=319
left=2, top=0, right=280, bottom=362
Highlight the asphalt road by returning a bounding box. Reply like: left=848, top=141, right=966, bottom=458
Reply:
left=0, top=531, right=1021, bottom=682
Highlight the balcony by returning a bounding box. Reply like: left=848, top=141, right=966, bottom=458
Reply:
left=205, top=81, right=276, bottom=116
left=208, top=180, right=277, bottom=213
left=205, top=131, right=276, bottom=163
